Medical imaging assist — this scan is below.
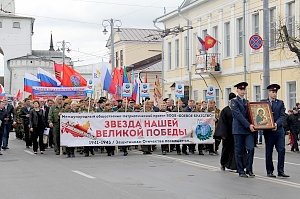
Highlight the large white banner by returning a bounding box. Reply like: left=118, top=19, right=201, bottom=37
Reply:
left=60, top=112, right=215, bottom=147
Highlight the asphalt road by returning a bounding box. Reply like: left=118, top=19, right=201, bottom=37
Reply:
left=1, top=135, right=300, bottom=199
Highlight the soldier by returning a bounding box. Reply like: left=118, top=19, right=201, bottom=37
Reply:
left=231, top=82, right=255, bottom=178
left=262, top=84, right=289, bottom=178
left=62, top=99, right=75, bottom=158
left=20, top=98, right=32, bottom=148
left=15, top=101, right=24, bottom=140
left=48, top=95, right=64, bottom=155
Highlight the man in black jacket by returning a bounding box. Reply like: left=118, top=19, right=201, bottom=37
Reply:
left=2, top=98, right=16, bottom=150
left=0, top=100, right=8, bottom=155
left=20, top=98, right=32, bottom=148
left=286, top=107, right=300, bottom=152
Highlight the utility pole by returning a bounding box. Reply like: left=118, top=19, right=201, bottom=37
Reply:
left=102, top=19, right=122, bottom=71
left=243, top=0, right=247, bottom=82
left=262, top=0, right=270, bottom=99
left=56, top=40, right=71, bottom=68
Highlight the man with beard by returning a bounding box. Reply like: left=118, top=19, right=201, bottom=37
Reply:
left=215, top=93, right=236, bottom=171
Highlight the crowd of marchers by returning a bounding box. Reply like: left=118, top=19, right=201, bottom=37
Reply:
left=0, top=87, right=299, bottom=178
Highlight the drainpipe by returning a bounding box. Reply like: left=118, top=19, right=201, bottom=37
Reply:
left=178, top=7, right=192, bottom=100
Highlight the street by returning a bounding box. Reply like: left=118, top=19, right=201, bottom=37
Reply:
left=1, top=135, right=300, bottom=199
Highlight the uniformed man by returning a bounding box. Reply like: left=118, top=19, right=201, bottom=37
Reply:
left=48, top=95, right=64, bottom=155
left=230, top=82, right=256, bottom=178
left=15, top=101, right=24, bottom=140
left=262, top=84, right=289, bottom=178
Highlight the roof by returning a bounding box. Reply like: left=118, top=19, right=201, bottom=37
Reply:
left=32, top=50, right=70, bottom=59
left=127, top=54, right=162, bottom=72
left=0, top=13, right=35, bottom=20
left=8, top=55, right=54, bottom=62
left=106, top=28, right=162, bottom=47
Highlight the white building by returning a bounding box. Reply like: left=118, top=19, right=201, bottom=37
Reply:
left=0, top=0, right=71, bottom=95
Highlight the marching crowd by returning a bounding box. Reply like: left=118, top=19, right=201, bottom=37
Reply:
left=0, top=82, right=299, bottom=178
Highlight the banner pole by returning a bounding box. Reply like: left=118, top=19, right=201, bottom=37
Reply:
left=125, top=97, right=128, bottom=112
left=88, top=96, right=91, bottom=113
left=143, top=97, right=146, bottom=112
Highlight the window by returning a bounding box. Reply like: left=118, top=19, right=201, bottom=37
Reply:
left=203, top=90, right=207, bottom=101
left=224, top=88, right=232, bottom=105
left=287, top=81, right=296, bottom=109
left=175, top=39, right=179, bottom=68
left=270, top=7, right=277, bottom=48
left=215, top=89, right=220, bottom=108
left=13, top=22, right=20, bottom=28
left=253, top=14, right=259, bottom=34
left=253, top=85, right=261, bottom=102
left=237, top=18, right=244, bottom=54
left=168, top=42, right=172, bottom=70
left=287, top=1, right=295, bottom=37
left=184, top=36, right=188, bottom=66
left=224, top=22, right=231, bottom=57
left=193, top=90, right=199, bottom=102
left=115, top=52, right=119, bottom=67
left=202, top=29, right=207, bottom=38
left=120, top=50, right=123, bottom=66
left=212, top=26, right=218, bottom=53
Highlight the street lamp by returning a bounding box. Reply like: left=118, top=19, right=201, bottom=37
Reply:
left=56, top=40, right=71, bottom=68
left=102, top=19, right=122, bottom=70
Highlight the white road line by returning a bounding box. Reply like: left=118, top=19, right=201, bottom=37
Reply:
left=255, top=156, right=300, bottom=166
left=24, top=150, right=35, bottom=155
left=150, top=154, right=300, bottom=189
left=72, top=170, right=96, bottom=179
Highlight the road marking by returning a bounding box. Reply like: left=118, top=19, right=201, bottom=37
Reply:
left=72, top=170, right=96, bottom=179
left=255, top=156, right=300, bottom=166
left=150, top=154, right=300, bottom=189
left=24, top=150, right=35, bottom=155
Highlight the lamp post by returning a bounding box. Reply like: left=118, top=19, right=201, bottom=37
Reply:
left=56, top=40, right=71, bottom=68
left=102, top=19, right=122, bottom=71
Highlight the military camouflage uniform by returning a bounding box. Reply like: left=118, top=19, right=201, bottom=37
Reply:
left=48, top=105, right=63, bottom=155
left=15, top=105, right=24, bottom=140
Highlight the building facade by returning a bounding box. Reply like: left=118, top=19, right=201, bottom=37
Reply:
left=156, top=0, right=300, bottom=109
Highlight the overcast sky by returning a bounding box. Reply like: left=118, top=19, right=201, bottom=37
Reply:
left=10, top=0, right=183, bottom=66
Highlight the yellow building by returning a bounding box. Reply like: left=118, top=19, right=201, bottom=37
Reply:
left=156, top=0, right=300, bottom=109
left=106, top=28, right=162, bottom=101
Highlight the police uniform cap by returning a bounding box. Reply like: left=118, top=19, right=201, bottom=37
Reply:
left=267, top=84, right=280, bottom=91
left=116, top=99, right=123, bottom=102
left=129, top=99, right=136, bottom=103
left=234, top=82, right=248, bottom=89
left=97, top=99, right=105, bottom=104
left=163, top=98, right=169, bottom=102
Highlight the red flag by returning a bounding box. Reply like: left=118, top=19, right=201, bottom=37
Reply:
left=61, top=65, right=87, bottom=87
left=54, top=63, right=63, bottom=82
left=204, top=35, right=217, bottom=50
left=14, top=89, right=22, bottom=101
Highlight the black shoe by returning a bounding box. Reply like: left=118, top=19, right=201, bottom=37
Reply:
left=107, top=153, right=111, bottom=156
left=0, top=151, right=2, bottom=155
left=26, top=146, right=30, bottom=149
left=220, top=165, right=225, bottom=171
left=246, top=171, right=255, bottom=177
left=2, top=147, right=9, bottom=150
left=183, top=151, right=189, bottom=155
left=267, top=173, right=276, bottom=178
left=239, top=173, right=248, bottom=178
left=199, top=151, right=204, bottom=155
left=91, top=151, right=95, bottom=155
left=162, top=151, right=167, bottom=155
left=67, top=154, right=71, bottom=158
left=124, top=152, right=128, bottom=156
left=278, top=173, right=290, bottom=178
left=177, top=152, right=182, bottom=155
left=84, top=153, right=89, bottom=157
left=71, top=154, right=75, bottom=158
left=55, top=152, right=60, bottom=155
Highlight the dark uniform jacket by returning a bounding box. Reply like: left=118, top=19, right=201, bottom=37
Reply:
left=214, top=106, right=232, bottom=139
left=286, top=113, right=300, bottom=134
left=230, top=96, right=251, bottom=135
left=261, top=99, right=285, bottom=133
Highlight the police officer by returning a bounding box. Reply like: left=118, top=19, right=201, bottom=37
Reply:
left=262, top=84, right=289, bottom=178
left=230, top=82, right=256, bottom=178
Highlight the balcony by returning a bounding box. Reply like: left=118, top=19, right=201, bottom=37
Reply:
left=195, top=53, right=222, bottom=75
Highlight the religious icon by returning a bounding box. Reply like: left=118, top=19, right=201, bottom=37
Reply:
left=248, top=102, right=275, bottom=130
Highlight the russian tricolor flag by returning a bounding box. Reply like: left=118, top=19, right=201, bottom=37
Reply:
left=24, top=73, right=41, bottom=93
left=37, top=67, right=61, bottom=87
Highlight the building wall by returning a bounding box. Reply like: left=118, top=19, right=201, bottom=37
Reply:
left=0, top=15, right=33, bottom=92
left=159, top=0, right=300, bottom=110
left=8, top=59, right=54, bottom=96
